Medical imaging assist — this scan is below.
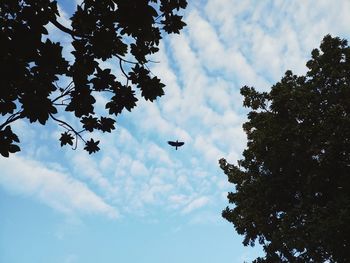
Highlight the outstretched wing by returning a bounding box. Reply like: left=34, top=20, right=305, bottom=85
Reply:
left=168, top=141, right=177, bottom=146
left=168, top=141, right=184, bottom=147
left=176, top=141, right=184, bottom=147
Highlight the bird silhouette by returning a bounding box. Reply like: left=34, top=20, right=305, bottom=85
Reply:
left=167, top=140, right=184, bottom=150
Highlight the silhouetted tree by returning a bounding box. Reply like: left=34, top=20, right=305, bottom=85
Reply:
left=220, top=35, right=350, bottom=263
left=0, top=0, right=187, bottom=156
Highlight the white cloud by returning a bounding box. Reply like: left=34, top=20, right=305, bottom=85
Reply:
left=138, top=173, right=174, bottom=205
left=204, top=1, right=348, bottom=82
left=130, top=160, right=149, bottom=177
left=168, top=194, right=189, bottom=209
left=3, top=0, right=350, bottom=222
left=0, top=156, right=118, bottom=218
left=194, top=135, right=225, bottom=163
left=182, top=196, right=210, bottom=214
left=71, top=153, right=118, bottom=196
left=147, top=143, right=173, bottom=165
left=176, top=174, right=193, bottom=192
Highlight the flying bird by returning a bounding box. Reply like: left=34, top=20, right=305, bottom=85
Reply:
left=167, top=140, right=184, bottom=150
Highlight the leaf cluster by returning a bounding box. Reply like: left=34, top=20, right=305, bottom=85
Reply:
left=0, top=0, right=187, bottom=156
left=221, top=35, right=350, bottom=262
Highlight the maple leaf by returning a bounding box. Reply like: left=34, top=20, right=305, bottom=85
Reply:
left=84, top=139, right=100, bottom=154
left=99, top=117, right=115, bottom=133
left=59, top=132, right=74, bottom=147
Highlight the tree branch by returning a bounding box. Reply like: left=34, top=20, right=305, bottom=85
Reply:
left=116, top=54, right=138, bottom=65
left=0, top=111, right=23, bottom=131
left=52, top=82, right=74, bottom=104
left=49, top=113, right=86, bottom=144
left=49, top=18, right=84, bottom=39
left=119, top=58, right=128, bottom=78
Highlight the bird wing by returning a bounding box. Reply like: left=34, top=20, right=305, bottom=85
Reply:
left=176, top=142, right=185, bottom=146
left=167, top=141, right=185, bottom=147
left=168, top=141, right=177, bottom=146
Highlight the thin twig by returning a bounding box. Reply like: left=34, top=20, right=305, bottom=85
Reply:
left=116, top=54, right=138, bottom=65
left=49, top=113, right=86, bottom=144
left=52, top=82, right=74, bottom=104
left=155, top=14, right=164, bottom=22
left=0, top=111, right=22, bottom=131
left=147, top=59, right=160, bottom=64
left=53, top=103, right=69, bottom=106
left=119, top=58, right=130, bottom=84
left=144, top=63, right=156, bottom=77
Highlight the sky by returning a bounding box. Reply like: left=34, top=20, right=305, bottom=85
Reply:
left=1, top=1, right=350, bottom=263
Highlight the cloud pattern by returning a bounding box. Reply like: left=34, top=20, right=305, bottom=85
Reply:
left=1, top=0, right=349, bottom=220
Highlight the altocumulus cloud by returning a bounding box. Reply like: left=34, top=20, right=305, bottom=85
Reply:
left=182, top=196, right=211, bottom=214
left=2, top=0, right=349, bottom=222
left=0, top=156, right=119, bottom=218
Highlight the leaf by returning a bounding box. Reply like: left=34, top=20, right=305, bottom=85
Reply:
left=162, top=15, right=187, bottom=34
left=140, top=77, right=165, bottom=101
left=65, top=88, right=96, bottom=117
left=0, top=101, right=16, bottom=116
left=105, top=86, right=138, bottom=115
left=0, top=126, right=21, bottom=157
left=81, top=115, right=99, bottom=132
left=8, top=144, right=20, bottom=153
left=20, top=94, right=58, bottom=125
left=0, top=150, right=9, bottom=158
left=59, top=132, right=74, bottom=147
left=98, top=117, right=116, bottom=133
left=84, top=139, right=100, bottom=154
left=90, top=67, right=116, bottom=91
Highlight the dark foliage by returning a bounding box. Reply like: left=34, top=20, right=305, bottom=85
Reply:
left=220, top=35, right=350, bottom=262
left=0, top=0, right=187, bottom=156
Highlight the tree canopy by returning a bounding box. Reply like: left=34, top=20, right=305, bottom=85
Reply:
left=220, top=35, right=350, bottom=262
left=0, top=0, right=187, bottom=157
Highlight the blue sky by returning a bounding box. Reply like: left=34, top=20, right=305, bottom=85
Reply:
left=1, top=1, right=350, bottom=263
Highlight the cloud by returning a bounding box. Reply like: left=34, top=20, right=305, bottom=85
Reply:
left=147, top=142, right=173, bottom=166
left=204, top=0, right=350, bottom=80
left=168, top=194, right=189, bottom=209
left=130, top=160, right=149, bottom=177
left=140, top=182, right=173, bottom=204
left=194, top=135, right=225, bottom=163
left=3, top=0, right=350, bottom=222
left=70, top=153, right=118, bottom=196
left=182, top=196, right=210, bottom=214
left=0, top=156, right=119, bottom=219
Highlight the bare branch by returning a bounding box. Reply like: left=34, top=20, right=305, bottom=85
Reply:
left=116, top=54, right=138, bottom=65
left=49, top=113, right=86, bottom=144
left=52, top=82, right=74, bottom=104
left=0, top=111, right=23, bottom=131
left=49, top=18, right=84, bottom=39
left=119, top=57, right=130, bottom=86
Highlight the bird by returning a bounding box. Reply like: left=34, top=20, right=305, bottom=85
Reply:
left=167, top=140, right=184, bottom=150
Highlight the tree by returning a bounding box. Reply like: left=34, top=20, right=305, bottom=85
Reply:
left=220, top=35, right=350, bottom=263
left=0, top=0, right=187, bottom=157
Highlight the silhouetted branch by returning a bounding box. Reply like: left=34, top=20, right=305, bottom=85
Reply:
left=116, top=54, right=138, bottom=65
left=0, top=111, right=23, bottom=131
left=49, top=18, right=84, bottom=39
left=119, top=58, right=129, bottom=82
left=52, top=82, right=74, bottom=104
left=53, top=103, right=69, bottom=106
left=49, top=113, right=86, bottom=147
